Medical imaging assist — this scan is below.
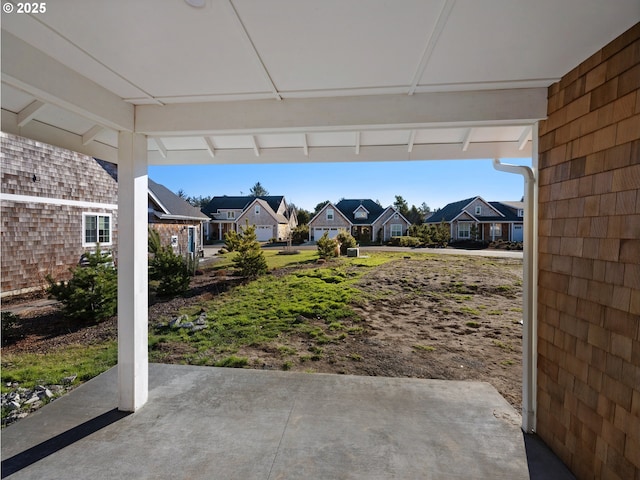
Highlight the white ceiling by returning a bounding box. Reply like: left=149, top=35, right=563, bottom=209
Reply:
left=1, top=0, right=638, bottom=164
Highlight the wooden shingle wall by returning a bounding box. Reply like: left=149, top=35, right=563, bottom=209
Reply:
left=1, top=133, right=118, bottom=296
left=537, top=23, right=640, bottom=480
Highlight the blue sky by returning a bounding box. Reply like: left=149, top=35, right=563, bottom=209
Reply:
left=149, top=158, right=532, bottom=212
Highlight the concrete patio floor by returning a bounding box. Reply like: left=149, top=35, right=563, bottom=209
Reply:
left=1, top=364, right=574, bottom=479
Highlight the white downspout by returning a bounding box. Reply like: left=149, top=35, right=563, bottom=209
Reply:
left=493, top=154, right=538, bottom=434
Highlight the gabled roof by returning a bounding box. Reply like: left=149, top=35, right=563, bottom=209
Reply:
left=335, top=199, right=385, bottom=225
left=202, top=195, right=284, bottom=217
left=308, top=202, right=351, bottom=226
left=380, top=207, right=412, bottom=226
left=148, top=179, right=208, bottom=221
left=426, top=196, right=524, bottom=223
left=425, top=197, right=477, bottom=223
left=238, top=198, right=289, bottom=224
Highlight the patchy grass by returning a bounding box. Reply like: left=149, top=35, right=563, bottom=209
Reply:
left=1, top=342, right=117, bottom=392
left=412, top=344, right=436, bottom=352
left=149, top=253, right=399, bottom=365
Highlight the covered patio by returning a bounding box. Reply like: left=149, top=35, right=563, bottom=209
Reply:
left=1, top=364, right=573, bottom=479
left=2, top=1, right=638, bottom=478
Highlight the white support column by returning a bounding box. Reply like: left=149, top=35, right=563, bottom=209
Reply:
left=117, top=131, right=149, bottom=412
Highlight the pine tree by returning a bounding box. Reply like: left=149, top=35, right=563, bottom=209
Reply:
left=233, top=223, right=268, bottom=279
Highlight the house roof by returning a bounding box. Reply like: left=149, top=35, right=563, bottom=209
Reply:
left=239, top=198, right=289, bottom=224
left=426, top=197, right=523, bottom=223
left=148, top=179, right=208, bottom=221
left=202, top=196, right=284, bottom=217
left=425, top=197, right=477, bottom=223
left=335, top=199, right=385, bottom=225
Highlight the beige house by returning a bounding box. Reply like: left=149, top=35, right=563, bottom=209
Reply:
left=202, top=195, right=297, bottom=242
left=308, top=199, right=411, bottom=242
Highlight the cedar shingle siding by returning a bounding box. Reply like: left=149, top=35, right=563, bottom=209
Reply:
left=537, top=23, right=640, bottom=480
left=1, top=133, right=118, bottom=297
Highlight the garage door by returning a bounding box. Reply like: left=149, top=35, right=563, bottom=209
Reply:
left=512, top=224, right=523, bottom=242
left=314, top=227, right=340, bottom=240
left=255, top=225, right=273, bottom=242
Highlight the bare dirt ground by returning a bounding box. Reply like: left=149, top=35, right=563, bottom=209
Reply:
left=2, top=254, right=523, bottom=409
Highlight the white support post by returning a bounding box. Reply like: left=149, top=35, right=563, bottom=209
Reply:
left=117, top=131, right=149, bottom=412
left=493, top=141, right=538, bottom=433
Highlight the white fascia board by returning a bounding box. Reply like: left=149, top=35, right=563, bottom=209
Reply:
left=2, top=110, right=119, bottom=163
left=147, top=142, right=531, bottom=166
left=381, top=207, right=412, bottom=226
left=1, top=31, right=134, bottom=132
left=135, top=88, right=547, bottom=136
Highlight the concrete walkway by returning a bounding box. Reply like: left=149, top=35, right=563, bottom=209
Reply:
left=1, top=364, right=573, bottom=479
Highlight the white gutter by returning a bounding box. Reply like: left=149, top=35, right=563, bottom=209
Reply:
left=493, top=154, right=538, bottom=434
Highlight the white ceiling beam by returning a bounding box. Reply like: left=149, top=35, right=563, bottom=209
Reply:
left=461, top=128, right=473, bottom=151
left=355, top=132, right=361, bottom=155
left=153, top=137, right=167, bottom=158
left=204, top=137, right=216, bottom=158
left=17, top=100, right=46, bottom=127
left=2, top=109, right=119, bottom=163
left=1, top=31, right=134, bottom=131
left=518, top=125, right=533, bottom=151
left=407, top=130, right=416, bottom=153
left=82, top=125, right=104, bottom=145
left=147, top=141, right=531, bottom=166
left=251, top=136, right=260, bottom=156
left=136, top=88, right=547, bottom=136
left=224, top=0, right=281, bottom=101
left=302, top=134, right=309, bottom=156
left=408, top=0, right=456, bottom=96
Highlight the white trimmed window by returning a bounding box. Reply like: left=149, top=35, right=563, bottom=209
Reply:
left=354, top=210, right=367, bottom=219
left=226, top=211, right=235, bottom=219
left=518, top=209, right=524, bottom=217
left=255, top=205, right=260, bottom=215
left=475, top=206, right=482, bottom=215
left=83, top=213, right=112, bottom=246
left=457, top=223, right=471, bottom=239
left=326, top=208, right=334, bottom=220
left=390, top=224, right=403, bottom=237
left=490, top=224, right=502, bottom=236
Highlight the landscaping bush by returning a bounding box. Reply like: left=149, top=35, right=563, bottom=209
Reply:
left=408, top=222, right=451, bottom=247
left=336, top=231, right=357, bottom=255
left=291, top=225, right=309, bottom=244
left=1, top=311, right=20, bottom=346
left=47, top=248, right=117, bottom=322
left=148, top=228, right=191, bottom=297
left=388, top=236, right=421, bottom=247
left=232, top=223, right=268, bottom=279
left=317, top=232, right=338, bottom=259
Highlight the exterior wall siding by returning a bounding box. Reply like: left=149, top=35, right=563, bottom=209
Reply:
left=537, top=23, right=640, bottom=480
left=1, top=132, right=118, bottom=296
left=149, top=222, right=201, bottom=256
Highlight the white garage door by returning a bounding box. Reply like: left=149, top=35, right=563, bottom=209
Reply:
left=255, top=225, right=273, bottom=241
left=314, top=227, right=340, bottom=240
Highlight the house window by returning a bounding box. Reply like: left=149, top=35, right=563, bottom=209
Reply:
left=354, top=210, right=367, bottom=219
left=83, top=213, right=112, bottom=246
left=518, top=209, right=524, bottom=217
left=490, top=224, right=502, bottom=237
left=226, top=211, right=235, bottom=219
left=475, top=206, right=482, bottom=215
left=255, top=205, right=260, bottom=215
left=326, top=208, right=334, bottom=220
left=390, top=224, right=403, bottom=237
left=458, top=223, right=471, bottom=239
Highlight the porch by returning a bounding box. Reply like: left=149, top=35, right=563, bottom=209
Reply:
left=1, top=364, right=573, bottom=480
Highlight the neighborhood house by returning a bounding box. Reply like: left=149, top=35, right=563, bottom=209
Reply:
left=202, top=195, right=297, bottom=242
left=0, top=133, right=207, bottom=297
left=425, top=196, right=524, bottom=243
left=308, top=199, right=411, bottom=243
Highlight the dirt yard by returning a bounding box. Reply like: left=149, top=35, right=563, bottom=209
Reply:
left=2, top=254, right=524, bottom=409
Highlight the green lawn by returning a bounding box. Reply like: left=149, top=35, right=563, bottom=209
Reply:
left=1, top=250, right=412, bottom=420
